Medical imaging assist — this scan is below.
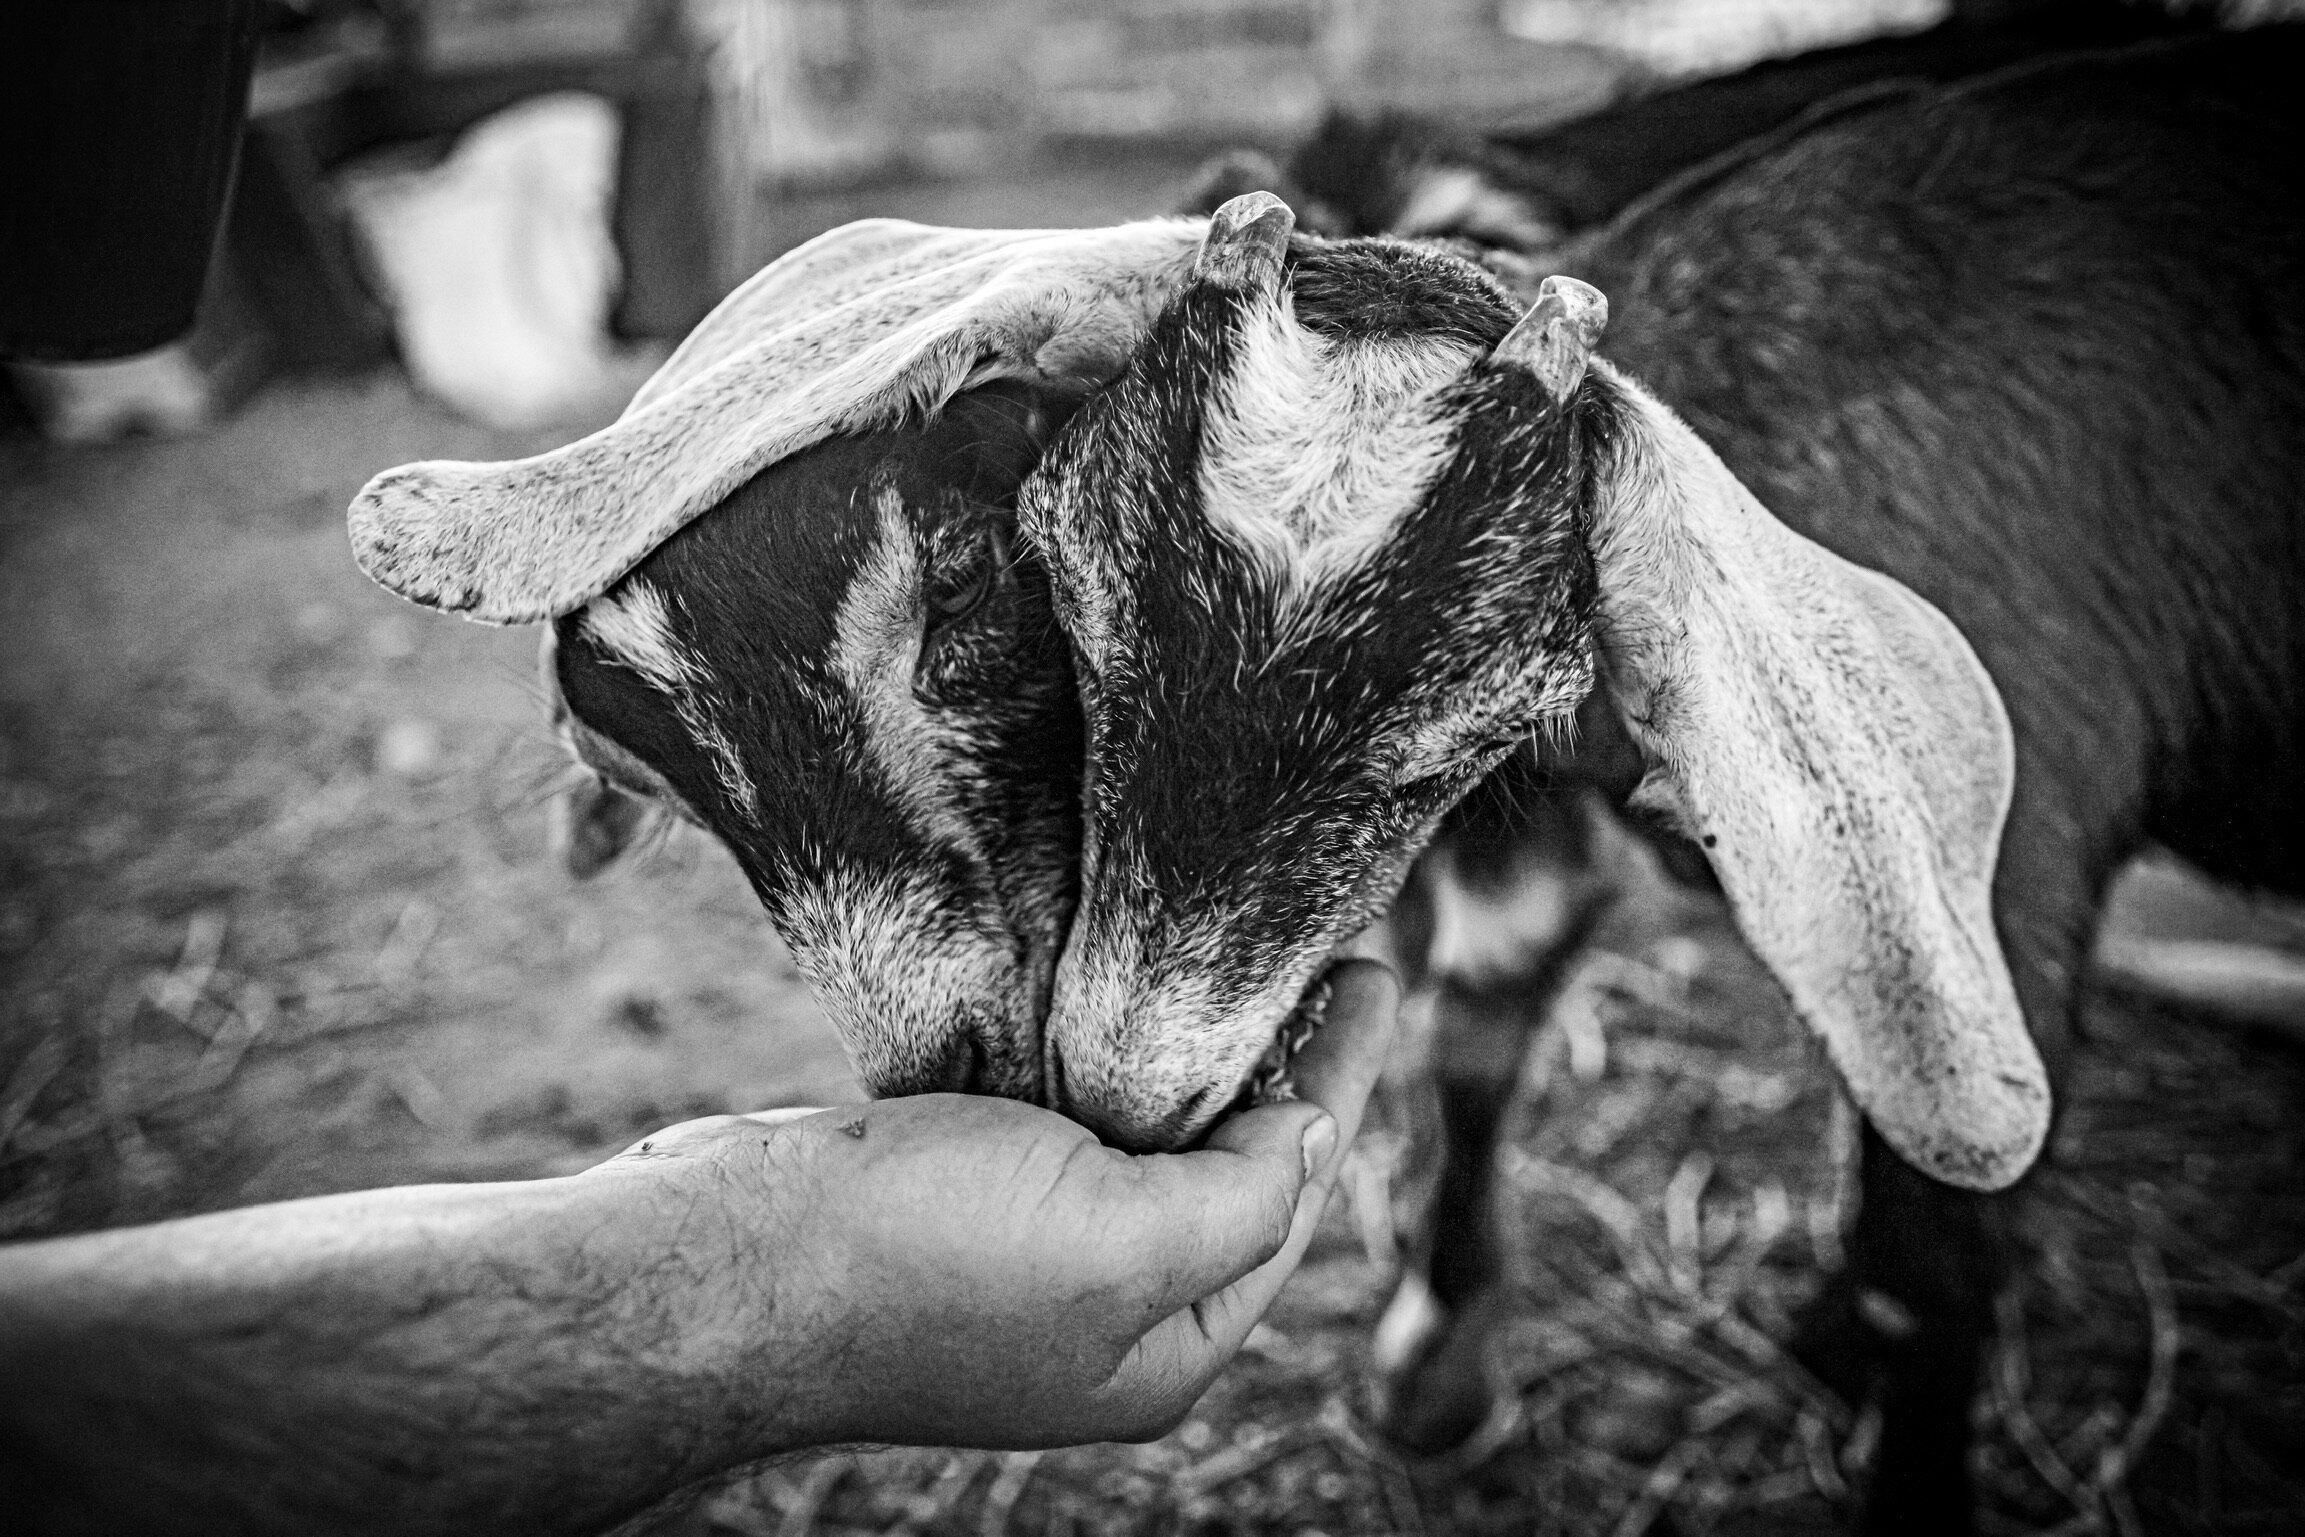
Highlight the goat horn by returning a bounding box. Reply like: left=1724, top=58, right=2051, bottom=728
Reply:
left=1494, top=275, right=1609, bottom=401
left=1195, top=191, right=1295, bottom=292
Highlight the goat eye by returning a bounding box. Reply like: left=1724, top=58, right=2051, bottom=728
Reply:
left=927, top=524, right=1007, bottom=628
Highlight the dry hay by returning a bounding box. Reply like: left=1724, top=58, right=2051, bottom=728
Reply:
left=1420, top=914, right=1864, bottom=1537
left=1973, top=982, right=2305, bottom=1536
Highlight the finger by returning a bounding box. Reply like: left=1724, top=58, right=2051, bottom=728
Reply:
left=1122, top=1099, right=1330, bottom=1313
left=1106, top=1130, right=1336, bottom=1422
left=1283, top=958, right=1400, bottom=1162
left=1180, top=961, right=1400, bottom=1317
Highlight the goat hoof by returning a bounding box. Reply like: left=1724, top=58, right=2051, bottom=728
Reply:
left=1368, top=1276, right=1508, bottom=1457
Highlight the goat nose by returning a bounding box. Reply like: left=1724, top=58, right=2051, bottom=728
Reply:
left=1054, top=1077, right=1220, bottom=1155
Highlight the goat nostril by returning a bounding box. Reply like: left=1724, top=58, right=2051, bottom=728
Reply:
left=960, top=1034, right=989, bottom=1095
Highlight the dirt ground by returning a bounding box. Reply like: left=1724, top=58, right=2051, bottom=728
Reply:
left=5, top=164, right=2305, bottom=1536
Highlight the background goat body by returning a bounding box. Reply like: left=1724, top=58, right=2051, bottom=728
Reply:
left=1024, top=30, right=2304, bottom=1533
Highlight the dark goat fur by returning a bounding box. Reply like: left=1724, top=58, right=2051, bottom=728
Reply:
left=1358, top=29, right=2303, bottom=1531
left=1281, top=0, right=2209, bottom=246
left=1574, top=34, right=2305, bottom=948
left=1028, top=252, right=1604, bottom=1143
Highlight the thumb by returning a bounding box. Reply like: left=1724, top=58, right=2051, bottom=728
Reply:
left=1116, top=959, right=1400, bottom=1345
left=1100, top=1105, right=1342, bottom=1417
left=1130, top=956, right=1400, bottom=1313
left=1128, top=1100, right=1332, bottom=1316
left=1203, top=1098, right=1335, bottom=1183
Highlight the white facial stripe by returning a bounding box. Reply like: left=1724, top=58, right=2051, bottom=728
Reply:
left=581, top=584, right=699, bottom=692
left=1196, top=289, right=1475, bottom=591
left=578, top=582, right=759, bottom=819
left=829, top=488, right=991, bottom=871
left=777, top=861, right=1009, bottom=1085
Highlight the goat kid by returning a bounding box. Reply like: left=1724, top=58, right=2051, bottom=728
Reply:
left=350, top=218, right=1206, bottom=1100
left=1024, top=200, right=2041, bottom=1187
left=1024, top=27, right=2302, bottom=1526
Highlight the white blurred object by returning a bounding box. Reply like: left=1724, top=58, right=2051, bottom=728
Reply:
left=2094, top=853, right=2305, bottom=1040
left=5, top=348, right=218, bottom=443
left=340, top=92, right=633, bottom=430
left=374, top=718, right=443, bottom=779
left=2096, top=936, right=2305, bottom=1038
left=6, top=293, right=266, bottom=443
left=1499, top=0, right=1946, bottom=78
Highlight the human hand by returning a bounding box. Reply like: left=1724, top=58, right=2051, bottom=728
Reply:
left=572, top=959, right=1400, bottom=1455
left=0, top=962, right=1397, bottom=1536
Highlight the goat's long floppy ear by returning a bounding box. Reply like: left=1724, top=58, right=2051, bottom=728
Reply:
left=1570, top=348, right=2048, bottom=1192
left=348, top=218, right=1206, bottom=624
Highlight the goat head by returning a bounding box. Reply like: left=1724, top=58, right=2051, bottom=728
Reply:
left=348, top=219, right=1204, bottom=1100
left=1021, top=198, right=2047, bottom=1188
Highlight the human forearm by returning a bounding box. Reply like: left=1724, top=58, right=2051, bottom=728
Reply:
left=0, top=1176, right=779, bottom=1537
left=0, top=961, right=1400, bottom=1534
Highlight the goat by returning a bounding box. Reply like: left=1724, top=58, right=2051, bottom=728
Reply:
left=1326, top=15, right=2305, bottom=1480
left=1017, top=27, right=2304, bottom=1532
left=349, top=218, right=1206, bottom=1099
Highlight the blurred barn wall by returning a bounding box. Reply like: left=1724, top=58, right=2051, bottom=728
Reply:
left=7, top=0, right=2000, bottom=436
left=400, top=0, right=1951, bottom=284
left=683, top=0, right=1626, bottom=188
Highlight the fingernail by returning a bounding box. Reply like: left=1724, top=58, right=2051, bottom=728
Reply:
left=1300, top=1114, right=1337, bottom=1181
